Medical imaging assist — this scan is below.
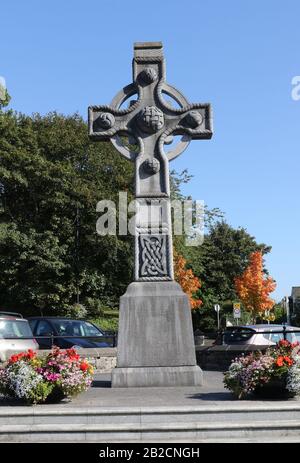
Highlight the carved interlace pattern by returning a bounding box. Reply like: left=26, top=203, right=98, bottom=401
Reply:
left=139, top=106, right=164, bottom=133
left=140, top=235, right=168, bottom=277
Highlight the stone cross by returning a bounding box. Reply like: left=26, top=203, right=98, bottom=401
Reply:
left=89, top=42, right=212, bottom=283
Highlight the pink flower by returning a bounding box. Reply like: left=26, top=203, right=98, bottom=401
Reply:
left=44, top=372, right=61, bottom=382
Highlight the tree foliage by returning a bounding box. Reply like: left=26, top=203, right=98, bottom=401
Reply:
left=0, top=110, right=134, bottom=315
left=0, top=109, right=275, bottom=331
left=181, top=221, right=272, bottom=331
left=173, top=250, right=202, bottom=309
left=235, top=250, right=276, bottom=322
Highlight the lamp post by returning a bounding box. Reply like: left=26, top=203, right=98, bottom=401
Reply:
left=282, top=296, right=290, bottom=325
left=214, top=304, right=221, bottom=331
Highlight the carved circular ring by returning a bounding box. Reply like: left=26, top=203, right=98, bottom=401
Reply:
left=139, top=67, right=157, bottom=84
left=185, top=110, right=203, bottom=128
left=97, top=112, right=115, bottom=129
left=138, top=106, right=164, bottom=133
left=109, top=82, right=191, bottom=161
left=144, top=158, right=160, bottom=174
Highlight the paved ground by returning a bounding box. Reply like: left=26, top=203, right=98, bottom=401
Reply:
left=1, top=371, right=300, bottom=443
left=1, top=370, right=299, bottom=408
left=44, top=370, right=300, bottom=408
left=68, top=370, right=229, bottom=408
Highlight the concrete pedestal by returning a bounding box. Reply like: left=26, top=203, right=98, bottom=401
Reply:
left=111, top=282, right=203, bottom=387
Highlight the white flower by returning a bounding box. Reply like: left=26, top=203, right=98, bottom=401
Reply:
left=6, top=361, right=44, bottom=400
left=287, top=355, right=300, bottom=394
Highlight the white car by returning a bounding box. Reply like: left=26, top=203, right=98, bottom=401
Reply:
left=0, top=312, right=39, bottom=362
left=221, top=324, right=300, bottom=346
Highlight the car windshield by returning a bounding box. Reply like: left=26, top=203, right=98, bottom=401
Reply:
left=223, top=328, right=255, bottom=344
left=51, top=320, right=103, bottom=337
left=0, top=320, right=33, bottom=339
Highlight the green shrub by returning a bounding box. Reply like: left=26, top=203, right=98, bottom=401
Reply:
left=90, top=316, right=119, bottom=332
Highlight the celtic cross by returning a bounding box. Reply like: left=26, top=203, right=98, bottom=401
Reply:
left=89, top=42, right=212, bottom=283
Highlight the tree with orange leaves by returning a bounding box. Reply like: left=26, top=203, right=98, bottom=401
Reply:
left=234, top=250, right=276, bottom=322
left=174, top=250, right=202, bottom=309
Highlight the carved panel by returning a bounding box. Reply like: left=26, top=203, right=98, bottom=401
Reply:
left=138, top=106, right=164, bottom=133
left=138, top=234, right=170, bottom=279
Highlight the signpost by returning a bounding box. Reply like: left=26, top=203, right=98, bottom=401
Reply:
left=233, top=302, right=241, bottom=325
left=214, top=304, right=221, bottom=330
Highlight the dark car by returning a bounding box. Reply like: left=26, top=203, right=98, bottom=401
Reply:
left=27, top=317, right=114, bottom=349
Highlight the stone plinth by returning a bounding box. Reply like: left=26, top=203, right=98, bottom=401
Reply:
left=112, top=282, right=203, bottom=387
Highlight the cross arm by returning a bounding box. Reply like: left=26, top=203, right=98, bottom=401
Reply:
left=156, top=82, right=213, bottom=140
left=165, top=103, right=213, bottom=140
left=156, top=94, right=213, bottom=161
left=88, top=88, right=140, bottom=142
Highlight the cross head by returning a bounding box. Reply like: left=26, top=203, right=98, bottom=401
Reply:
left=89, top=42, right=213, bottom=282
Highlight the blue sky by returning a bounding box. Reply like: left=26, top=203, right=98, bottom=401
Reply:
left=1, top=0, right=299, bottom=301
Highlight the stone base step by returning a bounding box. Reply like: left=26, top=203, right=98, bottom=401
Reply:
left=1, top=419, right=300, bottom=442
left=1, top=404, right=300, bottom=423
left=1, top=404, right=300, bottom=441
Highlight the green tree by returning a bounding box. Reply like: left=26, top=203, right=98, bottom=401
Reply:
left=182, top=221, right=271, bottom=332
left=0, top=108, right=273, bottom=332
left=0, top=110, right=134, bottom=315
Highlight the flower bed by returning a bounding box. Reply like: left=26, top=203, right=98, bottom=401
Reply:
left=0, top=347, right=94, bottom=404
left=224, top=340, right=300, bottom=399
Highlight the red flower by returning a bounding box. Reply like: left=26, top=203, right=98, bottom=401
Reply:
left=26, top=349, right=36, bottom=359
left=9, top=352, right=25, bottom=363
left=66, top=348, right=80, bottom=361
left=8, top=349, right=37, bottom=364
left=80, top=362, right=89, bottom=372
left=276, top=356, right=284, bottom=367
left=278, top=339, right=290, bottom=348
left=275, top=355, right=293, bottom=367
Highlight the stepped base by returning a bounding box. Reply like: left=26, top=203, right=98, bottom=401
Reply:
left=1, top=404, right=300, bottom=442
left=111, top=365, right=203, bottom=388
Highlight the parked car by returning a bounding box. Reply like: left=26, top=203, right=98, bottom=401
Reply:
left=0, top=312, right=38, bottom=362
left=27, top=317, right=113, bottom=349
left=215, top=324, right=300, bottom=346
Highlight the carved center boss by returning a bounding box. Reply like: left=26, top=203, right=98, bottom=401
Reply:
left=89, top=42, right=212, bottom=282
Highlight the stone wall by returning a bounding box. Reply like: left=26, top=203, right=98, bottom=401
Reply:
left=37, top=348, right=117, bottom=373
left=196, top=345, right=270, bottom=371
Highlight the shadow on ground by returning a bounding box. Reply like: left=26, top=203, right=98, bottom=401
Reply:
left=92, top=379, right=111, bottom=388
left=187, top=392, right=233, bottom=401
left=0, top=397, right=29, bottom=407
